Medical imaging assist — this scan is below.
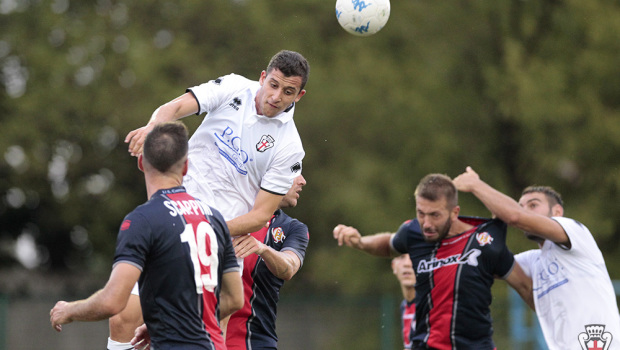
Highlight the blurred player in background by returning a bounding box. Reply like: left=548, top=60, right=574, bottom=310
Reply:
left=50, top=122, right=243, bottom=349
left=453, top=166, right=620, bottom=350
left=333, top=173, right=534, bottom=349
left=111, top=50, right=310, bottom=349
left=392, top=253, right=416, bottom=350
left=226, top=174, right=309, bottom=349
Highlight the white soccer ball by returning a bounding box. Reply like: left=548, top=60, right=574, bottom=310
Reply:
left=335, top=0, right=391, bottom=37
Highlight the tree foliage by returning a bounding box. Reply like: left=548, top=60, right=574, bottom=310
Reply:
left=1, top=0, right=620, bottom=299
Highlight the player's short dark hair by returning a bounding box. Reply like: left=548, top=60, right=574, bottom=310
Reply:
left=143, top=122, right=189, bottom=173
left=522, top=185, right=564, bottom=207
left=266, top=50, right=310, bottom=90
left=414, top=174, right=458, bottom=209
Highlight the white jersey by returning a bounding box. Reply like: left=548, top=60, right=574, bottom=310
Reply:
left=515, top=217, right=620, bottom=350
left=183, top=73, right=304, bottom=220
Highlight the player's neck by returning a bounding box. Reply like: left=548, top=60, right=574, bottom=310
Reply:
left=401, top=285, right=416, bottom=303
left=144, top=173, right=183, bottom=198
left=449, top=220, right=475, bottom=237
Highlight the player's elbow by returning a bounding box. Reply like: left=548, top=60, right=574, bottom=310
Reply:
left=101, top=302, right=125, bottom=318
left=502, top=211, right=524, bottom=227
left=232, top=293, right=244, bottom=312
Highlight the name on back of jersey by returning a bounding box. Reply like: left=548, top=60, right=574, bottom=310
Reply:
left=164, top=199, right=212, bottom=217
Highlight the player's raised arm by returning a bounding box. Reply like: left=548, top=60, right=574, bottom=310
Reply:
left=333, top=224, right=396, bottom=257
left=125, top=93, right=199, bottom=156
left=453, top=166, right=568, bottom=245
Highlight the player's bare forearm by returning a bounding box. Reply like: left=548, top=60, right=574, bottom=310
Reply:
left=504, top=262, right=535, bottom=311
left=219, top=272, right=243, bottom=319
left=360, top=232, right=397, bottom=257
left=260, top=249, right=301, bottom=281
left=125, top=93, right=198, bottom=156
left=228, top=190, right=282, bottom=236
left=333, top=225, right=395, bottom=257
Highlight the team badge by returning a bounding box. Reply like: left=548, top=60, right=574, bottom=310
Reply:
left=121, top=220, right=131, bottom=231
left=271, top=227, right=285, bottom=243
left=256, top=135, right=275, bottom=152
left=578, top=324, right=613, bottom=350
left=476, top=232, right=493, bottom=246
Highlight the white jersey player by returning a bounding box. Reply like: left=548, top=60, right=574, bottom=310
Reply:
left=109, top=50, right=310, bottom=350
left=453, top=167, right=620, bottom=350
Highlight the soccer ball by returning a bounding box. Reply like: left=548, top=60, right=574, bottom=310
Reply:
left=335, top=0, right=391, bottom=37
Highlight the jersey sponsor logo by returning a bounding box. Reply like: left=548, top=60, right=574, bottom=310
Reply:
left=214, top=126, right=251, bottom=175
left=163, top=199, right=212, bottom=217
left=290, top=162, right=301, bottom=173
left=271, top=227, right=285, bottom=243
left=578, top=324, right=613, bottom=350
left=534, top=258, right=569, bottom=299
left=256, top=135, right=275, bottom=152
left=228, top=97, right=241, bottom=111
left=121, top=220, right=131, bottom=231
left=417, top=249, right=482, bottom=273
left=476, top=231, right=493, bottom=246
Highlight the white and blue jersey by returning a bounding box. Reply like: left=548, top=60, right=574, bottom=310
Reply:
left=114, top=186, right=240, bottom=350
left=184, top=74, right=304, bottom=221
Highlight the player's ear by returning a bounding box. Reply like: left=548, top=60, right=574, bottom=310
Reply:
left=259, top=70, right=266, bottom=85
left=182, top=157, right=189, bottom=176
left=137, top=154, right=145, bottom=173
left=551, top=203, right=563, bottom=217
left=294, top=89, right=306, bottom=102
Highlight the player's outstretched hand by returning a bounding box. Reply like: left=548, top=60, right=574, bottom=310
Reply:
left=333, top=224, right=363, bottom=250
left=131, top=323, right=151, bottom=350
left=233, top=234, right=265, bottom=258
left=125, top=125, right=155, bottom=157
left=50, top=301, right=71, bottom=332
left=452, top=166, right=481, bottom=193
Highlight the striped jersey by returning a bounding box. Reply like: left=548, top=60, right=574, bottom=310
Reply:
left=114, top=186, right=240, bottom=350
left=226, top=209, right=309, bottom=349
left=391, top=217, right=514, bottom=350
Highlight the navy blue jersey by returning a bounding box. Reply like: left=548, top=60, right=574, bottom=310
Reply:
left=392, top=217, right=514, bottom=350
left=114, top=186, right=239, bottom=350
left=226, top=209, right=309, bottom=350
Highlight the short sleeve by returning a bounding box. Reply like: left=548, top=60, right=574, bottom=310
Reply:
left=113, top=212, right=151, bottom=271
left=514, top=249, right=540, bottom=278
left=187, top=74, right=252, bottom=116
left=280, top=219, right=309, bottom=266
left=390, top=220, right=412, bottom=254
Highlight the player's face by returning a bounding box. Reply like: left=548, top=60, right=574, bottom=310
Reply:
left=416, top=196, right=454, bottom=243
left=279, top=175, right=306, bottom=209
left=256, top=68, right=306, bottom=118
left=392, top=254, right=416, bottom=288
left=518, top=192, right=552, bottom=241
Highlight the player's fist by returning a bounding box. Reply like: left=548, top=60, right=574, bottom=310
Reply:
left=452, top=166, right=481, bottom=193
left=50, top=301, right=72, bottom=332
left=125, top=125, right=154, bottom=157
left=333, top=224, right=363, bottom=250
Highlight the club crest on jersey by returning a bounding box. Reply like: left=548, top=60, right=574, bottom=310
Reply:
left=121, top=220, right=131, bottom=231
left=417, top=249, right=482, bottom=273
left=476, top=232, right=493, bottom=246
left=228, top=97, right=241, bottom=111
left=271, top=227, right=285, bottom=243
left=578, top=324, right=613, bottom=350
left=256, top=135, right=275, bottom=152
